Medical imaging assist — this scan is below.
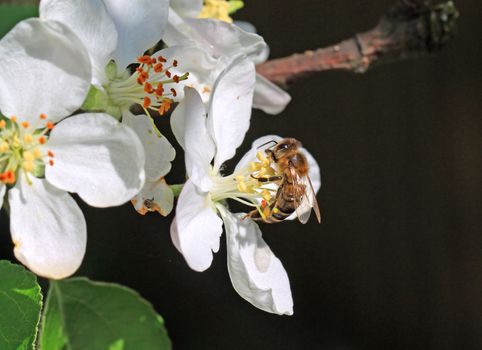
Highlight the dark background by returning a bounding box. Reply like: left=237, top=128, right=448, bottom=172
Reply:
left=1, top=0, right=482, bottom=349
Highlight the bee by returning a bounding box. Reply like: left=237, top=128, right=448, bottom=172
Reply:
left=247, top=138, right=321, bottom=224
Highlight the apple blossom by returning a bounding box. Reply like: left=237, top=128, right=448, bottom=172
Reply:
left=169, top=59, right=321, bottom=315
left=0, top=19, right=146, bottom=278
left=166, top=2, right=291, bottom=114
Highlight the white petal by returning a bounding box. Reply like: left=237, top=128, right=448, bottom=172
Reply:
left=221, top=209, right=293, bottom=315
left=8, top=176, right=86, bottom=279
left=45, top=113, right=145, bottom=207
left=171, top=87, right=214, bottom=191
left=208, top=57, right=256, bottom=170
left=0, top=18, right=91, bottom=123
left=155, top=45, right=220, bottom=103
left=170, top=0, right=203, bottom=18
left=253, top=74, right=291, bottom=115
left=171, top=179, right=223, bottom=272
left=0, top=183, right=5, bottom=209
left=102, top=0, right=169, bottom=69
left=122, top=111, right=175, bottom=181
left=164, top=10, right=192, bottom=47
left=40, top=0, right=117, bottom=85
left=182, top=18, right=267, bottom=60
left=131, top=178, right=173, bottom=216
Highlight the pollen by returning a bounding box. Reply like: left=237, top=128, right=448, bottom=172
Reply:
left=23, top=134, right=33, bottom=144
left=261, top=189, right=271, bottom=202
left=0, top=141, right=9, bottom=152
left=22, top=160, right=34, bottom=172
left=33, top=149, right=42, bottom=158
left=23, top=151, right=34, bottom=162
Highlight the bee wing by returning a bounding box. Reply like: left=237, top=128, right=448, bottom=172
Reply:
left=290, top=162, right=321, bottom=224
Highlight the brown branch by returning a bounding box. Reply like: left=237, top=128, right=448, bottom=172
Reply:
left=256, top=0, right=459, bottom=85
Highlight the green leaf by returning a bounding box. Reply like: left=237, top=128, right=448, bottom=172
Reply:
left=0, top=260, right=42, bottom=350
left=0, top=5, right=38, bottom=39
left=40, top=278, right=172, bottom=350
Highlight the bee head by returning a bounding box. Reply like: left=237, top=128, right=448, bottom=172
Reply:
left=268, top=138, right=302, bottom=160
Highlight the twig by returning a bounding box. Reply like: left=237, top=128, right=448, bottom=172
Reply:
left=256, top=0, right=459, bottom=85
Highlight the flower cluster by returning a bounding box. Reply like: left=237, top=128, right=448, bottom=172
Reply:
left=0, top=0, right=320, bottom=316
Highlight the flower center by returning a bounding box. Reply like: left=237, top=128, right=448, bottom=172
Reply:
left=210, top=150, right=281, bottom=218
left=199, top=0, right=243, bottom=23
left=106, top=54, right=189, bottom=117
left=0, top=114, right=55, bottom=186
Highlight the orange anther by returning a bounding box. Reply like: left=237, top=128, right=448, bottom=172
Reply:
left=0, top=120, right=6, bottom=128
left=49, top=159, right=54, bottom=166
left=154, top=63, right=163, bottom=73
left=261, top=199, right=267, bottom=208
left=173, top=60, right=178, bottom=67
left=165, top=70, right=172, bottom=78
left=6, top=170, right=15, bottom=184
left=21, top=121, right=29, bottom=128
left=46, top=122, right=54, bottom=130
left=157, top=56, right=167, bottom=63
left=143, top=96, right=151, bottom=109
left=158, top=100, right=172, bottom=115
left=38, top=136, right=46, bottom=144
left=170, top=88, right=177, bottom=97
left=173, top=75, right=180, bottom=83
left=47, top=150, right=54, bottom=158
left=10, top=116, right=17, bottom=122
left=39, top=113, right=47, bottom=120
left=155, top=84, right=164, bottom=96
left=137, top=55, right=152, bottom=65
left=144, top=82, right=154, bottom=94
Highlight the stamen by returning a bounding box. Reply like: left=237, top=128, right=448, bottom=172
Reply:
left=143, top=96, right=151, bottom=109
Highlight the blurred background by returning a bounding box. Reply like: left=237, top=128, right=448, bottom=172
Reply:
left=1, top=0, right=481, bottom=349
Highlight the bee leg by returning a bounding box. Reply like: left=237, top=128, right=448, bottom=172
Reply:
left=250, top=174, right=283, bottom=182
left=244, top=208, right=263, bottom=221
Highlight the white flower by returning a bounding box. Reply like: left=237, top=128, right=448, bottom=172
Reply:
left=40, top=0, right=188, bottom=215
left=0, top=19, right=145, bottom=279
left=170, top=59, right=320, bottom=315
left=166, top=3, right=291, bottom=114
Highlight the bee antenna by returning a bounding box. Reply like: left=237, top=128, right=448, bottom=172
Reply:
left=257, top=140, right=278, bottom=149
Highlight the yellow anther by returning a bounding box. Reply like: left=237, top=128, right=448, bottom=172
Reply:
left=259, top=166, right=275, bottom=177
left=22, top=160, right=34, bottom=172
left=33, top=149, right=42, bottom=159
left=256, top=151, right=267, bottom=162
left=262, top=206, right=271, bottom=218
left=23, top=134, right=33, bottom=144
left=237, top=181, right=248, bottom=193
left=0, top=141, right=9, bottom=153
left=272, top=208, right=279, bottom=214
left=250, top=161, right=262, bottom=171
left=199, top=0, right=232, bottom=22
left=23, top=151, right=34, bottom=162
left=235, top=175, right=245, bottom=182
left=262, top=189, right=271, bottom=202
